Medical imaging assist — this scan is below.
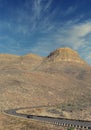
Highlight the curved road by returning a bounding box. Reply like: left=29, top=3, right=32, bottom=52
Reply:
left=4, top=108, right=91, bottom=130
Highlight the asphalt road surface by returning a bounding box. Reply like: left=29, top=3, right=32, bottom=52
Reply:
left=4, top=108, right=91, bottom=130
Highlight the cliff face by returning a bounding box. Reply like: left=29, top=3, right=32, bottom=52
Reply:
left=47, top=47, right=86, bottom=64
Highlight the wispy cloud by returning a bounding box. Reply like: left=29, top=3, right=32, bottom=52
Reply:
left=0, top=0, right=91, bottom=64
left=63, top=6, right=77, bottom=16
left=55, top=21, right=91, bottom=49
left=86, top=54, right=91, bottom=62
left=10, top=0, right=54, bottom=35
left=44, top=0, right=53, bottom=11
left=29, top=20, right=91, bottom=64
left=33, top=0, right=42, bottom=20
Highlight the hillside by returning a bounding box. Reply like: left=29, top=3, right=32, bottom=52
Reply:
left=46, top=47, right=86, bottom=63
left=0, top=47, right=91, bottom=112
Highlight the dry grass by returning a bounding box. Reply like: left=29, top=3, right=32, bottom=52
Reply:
left=16, top=107, right=60, bottom=118
left=0, top=113, right=66, bottom=130
left=0, top=49, right=91, bottom=129
left=17, top=105, right=91, bottom=121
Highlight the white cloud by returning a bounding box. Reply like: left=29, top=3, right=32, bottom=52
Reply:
left=44, top=0, right=53, bottom=11
left=63, top=6, right=77, bottom=16
left=16, top=25, right=29, bottom=35
left=55, top=21, right=91, bottom=50
left=70, top=22, right=91, bottom=37
left=29, top=20, right=91, bottom=65
left=86, top=55, right=91, bottom=60
left=33, top=0, right=42, bottom=20
left=13, top=0, right=54, bottom=34
left=0, top=1, right=91, bottom=64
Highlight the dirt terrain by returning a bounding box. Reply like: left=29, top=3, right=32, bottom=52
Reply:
left=0, top=47, right=91, bottom=129
left=0, top=113, right=66, bottom=130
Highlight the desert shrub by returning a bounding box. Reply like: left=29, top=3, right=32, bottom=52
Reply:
left=68, top=127, right=74, bottom=130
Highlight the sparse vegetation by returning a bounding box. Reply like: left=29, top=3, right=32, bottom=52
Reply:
left=0, top=47, right=91, bottom=129
left=68, top=127, right=74, bottom=130
left=0, top=113, right=67, bottom=130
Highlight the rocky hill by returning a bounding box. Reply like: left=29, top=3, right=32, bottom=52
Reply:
left=37, top=47, right=90, bottom=73
left=0, top=47, right=91, bottom=111
left=47, top=47, right=85, bottom=63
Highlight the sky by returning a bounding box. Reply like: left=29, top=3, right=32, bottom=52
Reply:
left=0, top=0, right=91, bottom=64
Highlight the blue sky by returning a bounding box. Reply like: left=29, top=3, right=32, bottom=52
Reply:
left=0, top=0, right=91, bottom=64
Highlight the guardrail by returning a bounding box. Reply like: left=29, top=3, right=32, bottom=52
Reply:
left=27, top=115, right=91, bottom=130
left=4, top=108, right=91, bottom=130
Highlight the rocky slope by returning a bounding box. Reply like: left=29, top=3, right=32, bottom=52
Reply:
left=0, top=47, right=91, bottom=111
left=47, top=47, right=86, bottom=63
left=37, top=47, right=90, bottom=74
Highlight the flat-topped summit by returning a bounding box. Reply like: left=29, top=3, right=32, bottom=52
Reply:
left=0, top=47, right=91, bottom=114
left=47, top=47, right=86, bottom=64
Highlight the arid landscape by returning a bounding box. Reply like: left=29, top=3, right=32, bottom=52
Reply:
left=0, top=47, right=91, bottom=129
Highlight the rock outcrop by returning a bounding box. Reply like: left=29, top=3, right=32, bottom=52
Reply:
left=46, top=47, right=86, bottom=64
left=0, top=47, right=91, bottom=111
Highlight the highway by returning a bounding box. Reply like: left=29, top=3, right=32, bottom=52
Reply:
left=4, top=108, right=91, bottom=130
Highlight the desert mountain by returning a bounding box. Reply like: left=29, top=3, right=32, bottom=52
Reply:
left=19, top=54, right=43, bottom=71
left=46, top=47, right=86, bottom=63
left=0, top=47, right=91, bottom=111
left=37, top=47, right=90, bottom=73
